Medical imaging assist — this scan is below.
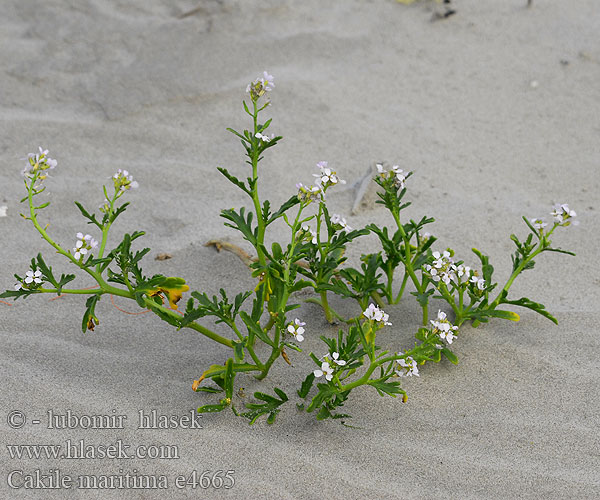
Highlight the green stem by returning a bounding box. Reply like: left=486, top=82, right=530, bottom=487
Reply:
left=370, top=291, right=386, bottom=309
left=384, top=261, right=394, bottom=303
left=488, top=246, right=544, bottom=310
left=250, top=99, right=266, bottom=266
left=393, top=272, right=409, bottom=304
left=37, top=288, right=105, bottom=295
left=320, top=290, right=334, bottom=323
left=392, top=210, right=424, bottom=299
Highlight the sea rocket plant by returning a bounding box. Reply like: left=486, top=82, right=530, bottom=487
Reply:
left=3, top=73, right=578, bottom=424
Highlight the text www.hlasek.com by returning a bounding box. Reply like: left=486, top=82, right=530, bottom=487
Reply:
left=7, top=440, right=179, bottom=460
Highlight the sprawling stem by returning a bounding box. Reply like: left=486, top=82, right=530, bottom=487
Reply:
left=27, top=178, right=112, bottom=291
left=27, top=174, right=236, bottom=349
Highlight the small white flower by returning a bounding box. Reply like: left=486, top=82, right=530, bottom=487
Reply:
left=550, top=203, right=578, bottom=226
left=396, top=356, right=419, bottom=377
left=313, top=161, right=346, bottom=188
left=470, top=275, right=485, bottom=290
left=391, top=165, right=407, bottom=189
left=330, top=214, right=351, bottom=232
left=246, top=71, right=275, bottom=100
left=362, top=303, right=392, bottom=326
left=314, top=362, right=334, bottom=381
left=113, top=169, right=139, bottom=192
left=425, top=250, right=456, bottom=286
left=24, top=270, right=42, bottom=285
left=530, top=217, right=548, bottom=230
left=430, top=310, right=458, bottom=344
left=301, top=224, right=318, bottom=245
left=287, top=318, right=306, bottom=342
left=255, top=132, right=275, bottom=143
left=331, top=352, right=347, bottom=366
left=14, top=283, right=22, bottom=291
left=22, top=147, right=57, bottom=183
left=454, top=264, right=471, bottom=278
left=73, top=232, right=98, bottom=260
left=261, top=71, right=275, bottom=91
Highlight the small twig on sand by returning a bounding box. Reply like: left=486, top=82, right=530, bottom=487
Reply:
left=205, top=239, right=257, bottom=268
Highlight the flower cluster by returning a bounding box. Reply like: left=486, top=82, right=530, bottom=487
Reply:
left=363, top=303, right=392, bottom=325
left=530, top=218, right=548, bottom=231
left=246, top=71, right=275, bottom=101
left=313, top=161, right=345, bottom=190
left=424, top=250, right=455, bottom=285
left=73, top=232, right=98, bottom=260
left=550, top=203, right=577, bottom=226
left=287, top=318, right=306, bottom=342
left=424, top=251, right=485, bottom=290
left=395, top=355, right=419, bottom=377
left=14, top=270, right=43, bottom=291
left=330, top=214, right=351, bottom=232
left=296, top=183, right=322, bottom=204
left=22, top=147, right=57, bottom=183
left=112, top=169, right=139, bottom=193
left=430, top=310, right=458, bottom=344
left=376, top=163, right=408, bottom=189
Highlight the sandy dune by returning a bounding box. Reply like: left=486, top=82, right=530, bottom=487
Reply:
left=1, top=1, right=599, bottom=498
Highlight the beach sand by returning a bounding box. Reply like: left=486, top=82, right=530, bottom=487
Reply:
left=1, top=1, right=599, bottom=498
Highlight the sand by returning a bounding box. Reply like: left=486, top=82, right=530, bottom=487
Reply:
left=1, top=0, right=599, bottom=498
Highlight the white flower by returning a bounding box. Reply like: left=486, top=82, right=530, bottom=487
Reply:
left=113, top=169, right=139, bottom=192
left=396, top=356, right=419, bottom=377
left=22, top=147, right=57, bottom=182
left=454, top=264, right=470, bottom=278
left=430, top=310, right=458, bottom=344
left=530, top=217, right=548, bottom=230
left=261, top=71, right=275, bottom=91
left=313, top=161, right=346, bottom=188
left=331, top=352, right=347, bottom=366
left=550, top=203, right=578, bottom=226
left=375, top=163, right=410, bottom=189
left=314, top=362, right=334, bottom=381
left=470, top=275, right=485, bottom=291
left=391, top=165, right=407, bottom=189
left=246, top=71, right=275, bottom=100
left=302, top=224, right=318, bottom=245
left=425, top=250, right=456, bottom=285
left=255, top=132, right=275, bottom=143
left=330, top=214, right=351, bottom=232
left=362, top=303, right=392, bottom=326
left=73, top=232, right=98, bottom=260
left=287, top=318, right=306, bottom=342
left=24, top=270, right=42, bottom=285
left=14, top=283, right=22, bottom=291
